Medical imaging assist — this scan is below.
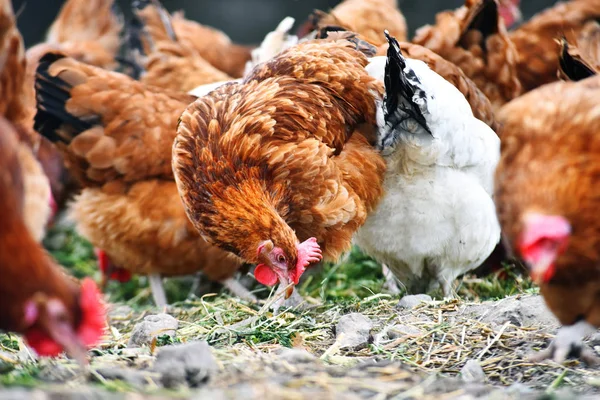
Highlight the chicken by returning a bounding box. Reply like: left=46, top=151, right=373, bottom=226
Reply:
left=494, top=75, right=600, bottom=365
left=0, top=0, right=57, bottom=241
left=128, top=0, right=232, bottom=92
left=509, top=0, right=600, bottom=92
left=297, top=0, right=407, bottom=46
left=354, top=32, right=501, bottom=296
left=412, top=0, right=522, bottom=110
left=132, top=0, right=252, bottom=78
left=558, top=21, right=600, bottom=82
left=33, top=53, right=250, bottom=307
left=0, top=116, right=105, bottom=365
left=172, top=35, right=386, bottom=303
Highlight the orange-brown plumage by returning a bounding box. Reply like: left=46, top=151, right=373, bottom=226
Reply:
left=509, top=0, right=600, bottom=92
left=33, top=54, right=244, bottom=296
left=130, top=0, right=232, bottom=92
left=0, top=116, right=105, bottom=363
left=300, top=0, right=407, bottom=46
left=495, top=75, right=600, bottom=362
left=170, top=12, right=253, bottom=78
left=172, top=38, right=386, bottom=291
left=413, top=0, right=522, bottom=110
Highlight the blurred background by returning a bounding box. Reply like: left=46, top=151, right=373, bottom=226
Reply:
left=14, top=0, right=558, bottom=48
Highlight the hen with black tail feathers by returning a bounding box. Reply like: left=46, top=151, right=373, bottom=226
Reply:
left=354, top=32, right=501, bottom=297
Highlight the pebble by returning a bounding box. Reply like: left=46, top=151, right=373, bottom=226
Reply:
left=460, top=359, right=486, bottom=383
left=396, top=294, right=433, bottom=309
left=153, top=341, right=218, bottom=388
left=127, top=314, right=178, bottom=347
left=335, top=313, right=373, bottom=348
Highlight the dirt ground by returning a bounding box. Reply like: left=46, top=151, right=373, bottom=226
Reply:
left=1, top=293, right=600, bottom=399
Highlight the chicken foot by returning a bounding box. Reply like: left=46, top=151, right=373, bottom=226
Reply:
left=222, top=278, right=258, bottom=303
left=149, top=273, right=168, bottom=309
left=382, top=264, right=402, bottom=295
left=528, top=320, right=600, bottom=366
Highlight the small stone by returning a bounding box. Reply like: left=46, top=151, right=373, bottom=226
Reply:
left=94, top=367, right=155, bottom=388
left=153, top=341, right=218, bottom=388
left=589, top=332, right=600, bottom=347
left=274, top=348, right=316, bottom=363
left=460, top=359, right=486, bottom=383
left=335, top=313, right=373, bottom=348
left=387, top=324, right=423, bottom=339
left=505, top=382, right=535, bottom=395
left=127, top=314, right=178, bottom=347
left=396, top=294, right=432, bottom=309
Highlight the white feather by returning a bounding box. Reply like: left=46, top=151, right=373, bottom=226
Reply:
left=355, top=55, right=501, bottom=295
left=244, top=16, right=298, bottom=77
left=187, top=79, right=241, bottom=98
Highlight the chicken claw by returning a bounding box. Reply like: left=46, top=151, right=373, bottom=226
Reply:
left=528, top=321, right=600, bottom=366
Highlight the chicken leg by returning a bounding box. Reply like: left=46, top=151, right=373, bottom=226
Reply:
left=529, top=320, right=600, bottom=365
left=149, top=273, right=168, bottom=309
left=222, top=278, right=258, bottom=303
left=382, top=264, right=402, bottom=295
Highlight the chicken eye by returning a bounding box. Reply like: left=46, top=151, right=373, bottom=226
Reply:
left=277, top=254, right=286, bottom=263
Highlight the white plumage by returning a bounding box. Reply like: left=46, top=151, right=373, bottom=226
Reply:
left=354, top=34, right=501, bottom=296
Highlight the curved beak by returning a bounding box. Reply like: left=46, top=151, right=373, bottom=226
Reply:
left=46, top=319, right=88, bottom=367
left=274, top=273, right=294, bottom=300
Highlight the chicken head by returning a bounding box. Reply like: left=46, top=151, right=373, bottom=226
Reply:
left=254, top=237, right=322, bottom=298
left=518, top=213, right=571, bottom=284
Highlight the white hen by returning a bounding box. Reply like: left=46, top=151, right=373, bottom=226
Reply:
left=354, top=32, right=501, bottom=296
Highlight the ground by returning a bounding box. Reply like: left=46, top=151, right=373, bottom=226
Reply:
left=1, top=221, right=600, bottom=399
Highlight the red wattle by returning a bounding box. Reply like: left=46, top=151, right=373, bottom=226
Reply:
left=254, top=264, right=278, bottom=286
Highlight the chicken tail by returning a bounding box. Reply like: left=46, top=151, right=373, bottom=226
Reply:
left=383, top=31, right=431, bottom=140
left=33, top=53, right=96, bottom=146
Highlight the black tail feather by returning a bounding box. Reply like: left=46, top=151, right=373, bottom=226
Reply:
left=384, top=31, right=431, bottom=135
left=34, top=53, right=97, bottom=145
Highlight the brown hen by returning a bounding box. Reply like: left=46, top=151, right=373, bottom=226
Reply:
left=172, top=37, right=386, bottom=303
left=0, top=116, right=106, bottom=365
left=495, top=75, right=600, bottom=365
left=413, top=0, right=522, bottom=110
left=33, top=54, right=248, bottom=307
left=509, top=0, right=600, bottom=91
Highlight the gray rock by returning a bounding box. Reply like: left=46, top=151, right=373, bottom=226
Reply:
left=274, top=348, right=316, bottom=363
left=153, top=341, right=218, bottom=388
left=336, top=313, right=373, bottom=348
left=127, top=314, right=178, bottom=347
left=94, top=367, right=155, bottom=388
left=465, top=295, right=557, bottom=329
left=396, top=294, right=432, bottom=309
left=387, top=324, right=423, bottom=339
left=460, top=359, right=486, bottom=383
